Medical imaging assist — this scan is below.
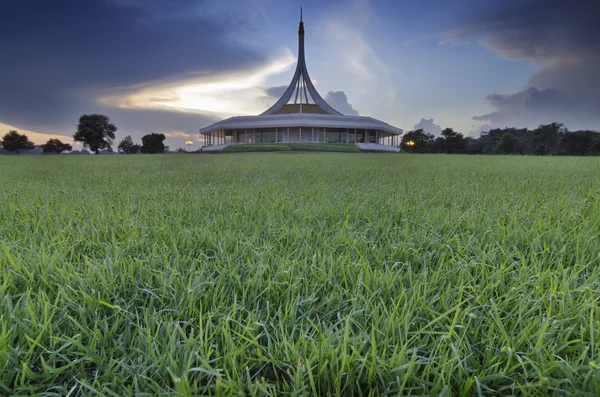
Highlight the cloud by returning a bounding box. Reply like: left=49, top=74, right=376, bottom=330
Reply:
left=413, top=118, right=442, bottom=136
left=259, top=85, right=359, bottom=116
left=0, top=0, right=267, bottom=139
left=264, top=85, right=288, bottom=100
left=324, top=91, right=359, bottom=116
left=322, top=0, right=396, bottom=109
left=0, top=122, right=73, bottom=145
left=446, top=0, right=600, bottom=130
left=100, top=51, right=296, bottom=117
left=472, top=87, right=571, bottom=125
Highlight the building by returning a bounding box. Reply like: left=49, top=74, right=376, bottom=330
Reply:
left=199, top=11, right=403, bottom=151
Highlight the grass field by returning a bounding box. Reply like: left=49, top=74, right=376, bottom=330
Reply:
left=1, top=153, right=599, bottom=395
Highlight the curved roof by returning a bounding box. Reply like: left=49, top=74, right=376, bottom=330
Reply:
left=199, top=113, right=403, bottom=135
left=198, top=11, right=403, bottom=138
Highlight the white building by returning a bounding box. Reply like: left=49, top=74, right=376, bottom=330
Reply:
left=199, top=11, right=403, bottom=150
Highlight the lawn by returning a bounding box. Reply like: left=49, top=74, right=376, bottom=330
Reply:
left=0, top=153, right=599, bottom=395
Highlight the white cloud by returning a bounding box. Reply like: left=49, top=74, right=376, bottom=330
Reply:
left=413, top=118, right=442, bottom=136
left=321, top=0, right=396, bottom=115
left=99, top=50, right=296, bottom=117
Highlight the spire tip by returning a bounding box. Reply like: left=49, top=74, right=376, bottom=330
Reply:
left=298, top=7, right=304, bottom=34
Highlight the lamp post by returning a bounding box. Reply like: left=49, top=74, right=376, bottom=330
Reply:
left=185, top=140, right=193, bottom=152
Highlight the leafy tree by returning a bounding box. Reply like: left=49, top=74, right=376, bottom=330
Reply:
left=479, top=127, right=528, bottom=154
left=117, top=135, right=140, bottom=154
left=1, top=130, right=35, bottom=153
left=73, top=114, right=117, bottom=154
left=527, top=122, right=564, bottom=155
left=42, top=138, right=72, bottom=154
left=140, top=133, right=166, bottom=154
left=400, top=129, right=434, bottom=153
left=493, top=133, right=520, bottom=154
left=558, top=130, right=600, bottom=156
left=464, top=137, right=485, bottom=154
left=440, top=128, right=467, bottom=153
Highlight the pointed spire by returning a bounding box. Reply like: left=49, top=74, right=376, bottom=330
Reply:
left=260, top=10, right=342, bottom=116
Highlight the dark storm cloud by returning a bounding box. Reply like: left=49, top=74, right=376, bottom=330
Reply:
left=472, top=87, right=570, bottom=125
left=447, top=0, right=600, bottom=130
left=0, top=0, right=265, bottom=135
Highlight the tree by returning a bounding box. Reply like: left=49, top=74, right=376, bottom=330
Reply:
left=527, top=122, right=564, bottom=155
left=493, top=132, right=520, bottom=154
left=1, top=130, right=35, bottom=153
left=117, top=135, right=140, bottom=154
left=73, top=114, right=117, bottom=154
left=440, top=128, right=467, bottom=153
left=42, top=138, right=72, bottom=154
left=558, top=130, right=600, bottom=156
left=140, top=133, right=166, bottom=154
left=400, top=129, right=434, bottom=153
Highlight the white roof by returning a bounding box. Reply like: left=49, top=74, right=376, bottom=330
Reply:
left=199, top=113, right=403, bottom=135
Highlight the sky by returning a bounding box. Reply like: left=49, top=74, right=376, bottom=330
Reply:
left=1, top=0, right=599, bottom=150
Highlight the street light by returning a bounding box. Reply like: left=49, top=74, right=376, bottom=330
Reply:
left=185, top=140, right=193, bottom=152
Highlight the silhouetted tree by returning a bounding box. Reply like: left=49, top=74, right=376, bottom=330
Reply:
left=400, top=129, right=434, bottom=153
left=558, top=130, right=600, bottom=156
left=140, top=133, right=166, bottom=154
left=399, top=122, right=600, bottom=156
left=527, top=122, right=565, bottom=155
left=493, top=133, right=520, bottom=154
left=1, top=130, right=35, bottom=154
left=42, top=138, right=72, bottom=154
left=464, top=137, right=485, bottom=154
left=117, top=135, right=140, bottom=154
left=440, top=128, right=467, bottom=153
left=73, top=114, right=117, bottom=154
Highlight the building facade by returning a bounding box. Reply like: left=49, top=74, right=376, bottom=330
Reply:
left=200, top=11, right=403, bottom=149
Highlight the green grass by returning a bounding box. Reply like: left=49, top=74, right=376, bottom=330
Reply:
left=221, top=143, right=360, bottom=153
left=0, top=153, right=599, bottom=396
left=286, top=143, right=360, bottom=152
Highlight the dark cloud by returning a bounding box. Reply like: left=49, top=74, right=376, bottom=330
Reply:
left=472, top=87, right=570, bottom=125
left=448, top=0, right=600, bottom=130
left=264, top=85, right=288, bottom=99
left=324, top=91, right=358, bottom=116
left=413, top=118, right=442, bottom=136
left=0, top=0, right=265, bottom=138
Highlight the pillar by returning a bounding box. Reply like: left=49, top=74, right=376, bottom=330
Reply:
left=354, top=129, right=357, bottom=144
left=312, top=127, right=314, bottom=142
left=300, top=127, right=302, bottom=142
left=323, top=128, right=326, bottom=143
left=287, top=127, right=290, bottom=143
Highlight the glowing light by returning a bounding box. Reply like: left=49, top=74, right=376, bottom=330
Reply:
left=100, top=50, right=296, bottom=116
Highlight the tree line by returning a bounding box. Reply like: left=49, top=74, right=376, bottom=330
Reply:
left=400, top=122, right=600, bottom=155
left=1, top=114, right=167, bottom=154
